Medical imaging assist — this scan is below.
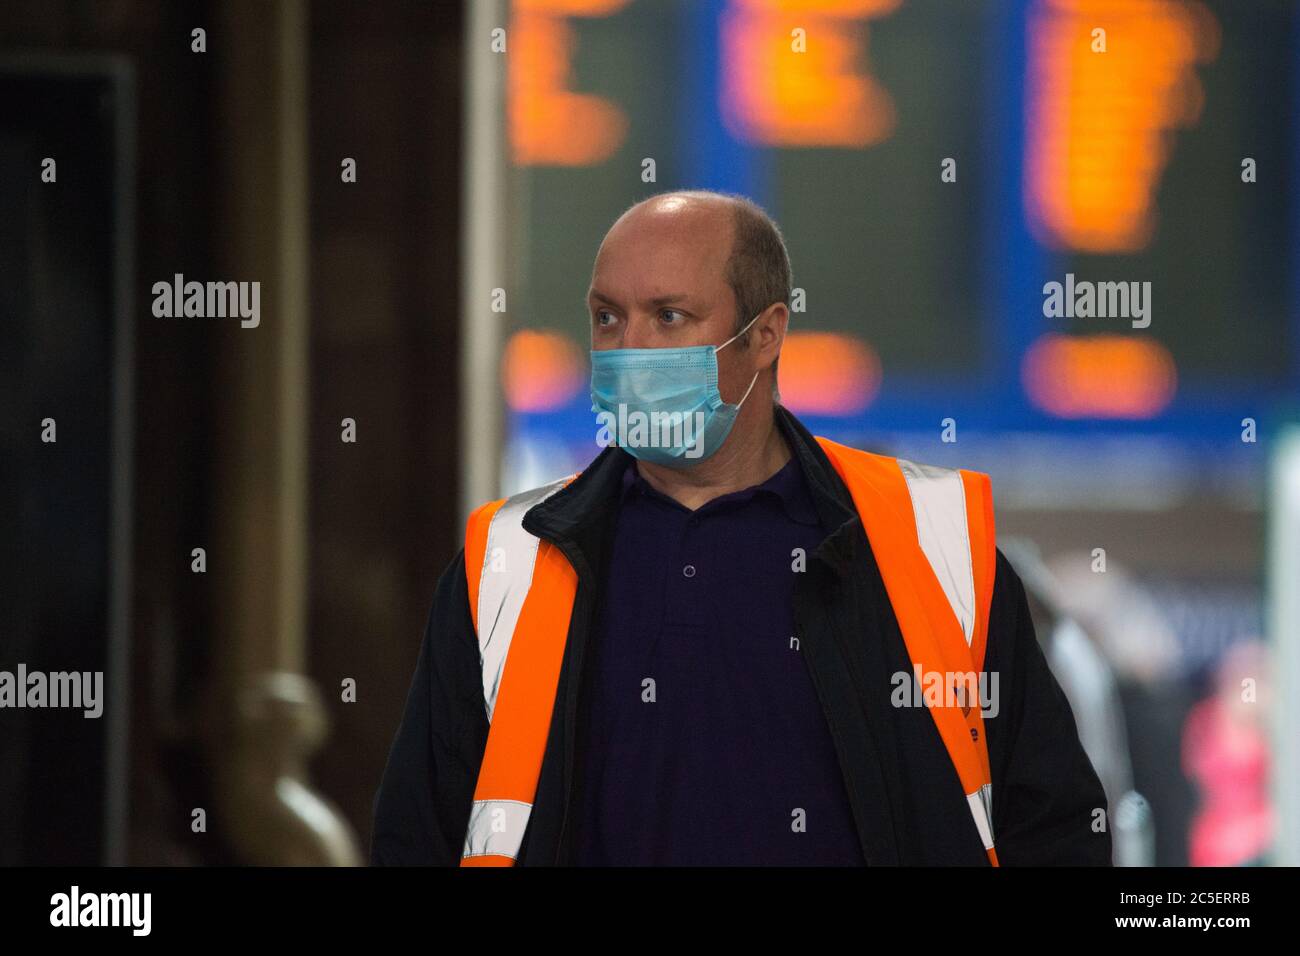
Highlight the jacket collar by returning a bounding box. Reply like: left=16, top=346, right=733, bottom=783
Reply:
left=617, top=447, right=822, bottom=528
left=523, top=405, right=863, bottom=579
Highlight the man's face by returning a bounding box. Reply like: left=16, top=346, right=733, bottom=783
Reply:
left=587, top=198, right=754, bottom=404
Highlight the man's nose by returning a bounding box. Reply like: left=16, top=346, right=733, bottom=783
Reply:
left=621, top=314, right=656, bottom=350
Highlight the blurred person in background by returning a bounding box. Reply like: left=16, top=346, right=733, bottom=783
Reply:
left=1047, top=555, right=1181, bottom=687
left=371, top=190, right=1110, bottom=866
left=1047, top=551, right=1196, bottom=865
left=1183, top=640, right=1274, bottom=867
left=1000, top=537, right=1151, bottom=865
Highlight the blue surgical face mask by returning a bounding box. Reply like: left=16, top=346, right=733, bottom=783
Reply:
left=589, top=313, right=762, bottom=466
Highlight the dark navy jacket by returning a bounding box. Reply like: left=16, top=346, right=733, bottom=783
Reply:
left=370, top=406, right=1113, bottom=866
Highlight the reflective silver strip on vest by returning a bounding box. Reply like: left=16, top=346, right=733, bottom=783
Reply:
left=475, top=476, right=570, bottom=722
left=896, top=459, right=977, bottom=646
left=967, top=783, right=995, bottom=850
left=462, top=798, right=532, bottom=861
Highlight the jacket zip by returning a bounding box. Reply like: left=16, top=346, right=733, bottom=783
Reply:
left=546, top=534, right=594, bottom=865
left=793, top=570, right=874, bottom=866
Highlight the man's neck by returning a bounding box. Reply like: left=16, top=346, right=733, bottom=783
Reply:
left=633, top=403, right=792, bottom=511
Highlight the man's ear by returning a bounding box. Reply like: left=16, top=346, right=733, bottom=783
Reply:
left=758, top=304, right=789, bottom=359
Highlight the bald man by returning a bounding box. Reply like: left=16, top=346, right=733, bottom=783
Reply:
left=371, top=190, right=1111, bottom=866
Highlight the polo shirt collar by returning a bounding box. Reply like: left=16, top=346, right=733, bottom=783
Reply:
left=617, top=454, right=822, bottom=527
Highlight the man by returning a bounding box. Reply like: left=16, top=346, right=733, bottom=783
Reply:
left=371, top=190, right=1112, bottom=866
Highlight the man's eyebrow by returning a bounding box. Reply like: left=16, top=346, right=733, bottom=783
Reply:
left=645, top=293, right=693, bottom=308
left=587, top=289, right=695, bottom=308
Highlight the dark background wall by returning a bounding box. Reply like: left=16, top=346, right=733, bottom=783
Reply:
left=306, top=0, right=463, bottom=856
left=0, top=0, right=464, bottom=864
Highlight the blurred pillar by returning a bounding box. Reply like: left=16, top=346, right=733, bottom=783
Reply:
left=460, top=0, right=509, bottom=517
left=207, top=0, right=359, bottom=865
left=1269, top=425, right=1300, bottom=865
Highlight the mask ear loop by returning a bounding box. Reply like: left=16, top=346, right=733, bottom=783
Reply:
left=715, top=311, right=763, bottom=354
left=734, top=368, right=761, bottom=409
left=716, top=312, right=765, bottom=408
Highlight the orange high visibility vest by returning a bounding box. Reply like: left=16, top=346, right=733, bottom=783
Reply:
left=459, top=437, right=999, bottom=866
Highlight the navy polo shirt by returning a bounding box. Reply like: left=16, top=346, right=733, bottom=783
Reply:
left=572, top=454, right=866, bottom=865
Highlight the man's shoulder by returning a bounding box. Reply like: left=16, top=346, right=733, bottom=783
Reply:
left=465, top=446, right=629, bottom=540
left=465, top=472, right=576, bottom=529
left=810, top=432, right=989, bottom=481
left=811, top=434, right=994, bottom=513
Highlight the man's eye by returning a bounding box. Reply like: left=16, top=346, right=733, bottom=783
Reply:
left=595, top=310, right=617, bottom=327
left=660, top=310, right=683, bottom=325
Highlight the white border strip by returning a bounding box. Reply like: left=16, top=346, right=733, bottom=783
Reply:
left=897, top=459, right=977, bottom=645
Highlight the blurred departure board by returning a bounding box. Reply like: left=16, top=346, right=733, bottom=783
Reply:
left=493, top=0, right=1300, bottom=484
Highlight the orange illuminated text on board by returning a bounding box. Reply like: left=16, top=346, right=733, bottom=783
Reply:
left=1024, top=0, right=1219, bottom=252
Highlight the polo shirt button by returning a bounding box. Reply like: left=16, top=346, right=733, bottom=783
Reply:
left=682, top=564, right=696, bottom=578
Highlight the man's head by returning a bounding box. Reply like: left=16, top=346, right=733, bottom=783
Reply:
left=587, top=190, right=791, bottom=407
